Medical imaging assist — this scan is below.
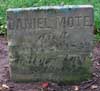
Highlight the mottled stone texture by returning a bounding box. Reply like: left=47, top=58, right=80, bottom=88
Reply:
left=7, top=5, right=94, bottom=83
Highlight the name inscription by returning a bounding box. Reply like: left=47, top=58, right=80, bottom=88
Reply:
left=8, top=15, right=92, bottom=30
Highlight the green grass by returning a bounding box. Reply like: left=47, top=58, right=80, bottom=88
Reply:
left=0, top=0, right=100, bottom=38
left=95, top=33, right=100, bottom=41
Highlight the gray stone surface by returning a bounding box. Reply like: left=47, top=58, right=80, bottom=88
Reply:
left=7, top=5, right=94, bottom=83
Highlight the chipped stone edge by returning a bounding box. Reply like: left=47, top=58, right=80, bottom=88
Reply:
left=7, top=5, right=93, bottom=12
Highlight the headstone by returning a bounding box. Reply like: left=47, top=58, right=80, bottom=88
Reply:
left=7, top=5, right=94, bottom=83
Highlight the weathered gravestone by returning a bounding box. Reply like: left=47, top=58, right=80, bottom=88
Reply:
left=7, top=5, right=94, bottom=83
